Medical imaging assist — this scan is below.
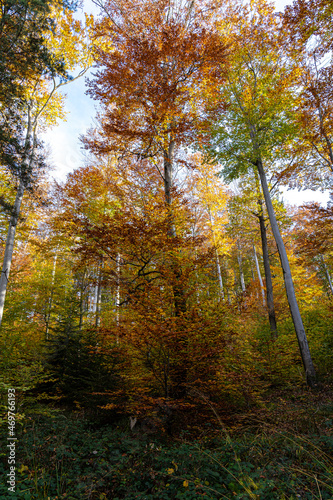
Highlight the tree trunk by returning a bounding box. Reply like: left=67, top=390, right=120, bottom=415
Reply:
left=236, top=241, right=246, bottom=292
left=45, top=253, right=58, bottom=339
left=115, top=253, right=121, bottom=342
left=215, top=248, right=225, bottom=300
left=253, top=244, right=265, bottom=307
left=79, top=289, right=84, bottom=331
left=78, top=269, right=87, bottom=331
left=0, top=179, right=25, bottom=327
left=258, top=208, right=278, bottom=338
left=163, top=139, right=187, bottom=397
left=163, top=139, right=186, bottom=316
left=320, top=254, right=333, bottom=295
left=0, top=111, right=36, bottom=327
left=95, top=278, right=102, bottom=329
left=164, top=141, right=175, bottom=235
left=256, top=157, right=316, bottom=386
left=207, top=208, right=224, bottom=299
left=224, top=259, right=232, bottom=304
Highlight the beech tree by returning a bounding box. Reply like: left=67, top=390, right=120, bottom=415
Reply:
left=205, top=0, right=317, bottom=386
left=185, top=155, right=231, bottom=301
left=281, top=0, right=333, bottom=190
left=226, top=179, right=279, bottom=337
left=85, top=0, right=228, bottom=306
left=84, top=0, right=230, bottom=396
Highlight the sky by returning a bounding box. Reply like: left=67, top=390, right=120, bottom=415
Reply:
left=42, top=0, right=330, bottom=207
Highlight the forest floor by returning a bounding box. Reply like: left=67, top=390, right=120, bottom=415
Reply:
left=0, top=384, right=332, bottom=500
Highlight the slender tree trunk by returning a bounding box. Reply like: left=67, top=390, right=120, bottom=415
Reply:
left=92, top=285, right=98, bottom=314
left=163, top=139, right=186, bottom=317
left=255, top=157, right=316, bottom=386
left=215, top=248, right=225, bottom=299
left=253, top=244, right=265, bottom=307
left=207, top=208, right=224, bottom=299
left=95, top=265, right=102, bottom=328
left=45, top=253, right=58, bottom=339
left=236, top=241, right=246, bottom=292
left=163, top=139, right=187, bottom=398
left=258, top=209, right=278, bottom=338
left=0, top=179, right=25, bottom=327
left=320, top=254, right=333, bottom=295
left=115, top=253, right=121, bottom=343
left=224, top=259, right=231, bottom=304
left=164, top=141, right=175, bottom=236
left=91, top=261, right=103, bottom=327
left=78, top=269, right=87, bottom=331
left=0, top=110, right=37, bottom=327
left=79, top=290, right=84, bottom=331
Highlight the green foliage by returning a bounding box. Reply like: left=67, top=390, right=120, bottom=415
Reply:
left=301, top=304, right=333, bottom=379
left=0, top=414, right=332, bottom=499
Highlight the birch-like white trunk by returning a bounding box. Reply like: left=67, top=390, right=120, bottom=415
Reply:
left=253, top=244, right=265, bottom=307
left=207, top=208, right=224, bottom=299
left=95, top=260, right=103, bottom=328
left=115, top=253, right=121, bottom=343
left=0, top=110, right=37, bottom=327
left=215, top=248, right=225, bottom=300
left=0, top=180, right=25, bottom=326
left=237, top=241, right=246, bottom=293
left=45, top=253, right=58, bottom=339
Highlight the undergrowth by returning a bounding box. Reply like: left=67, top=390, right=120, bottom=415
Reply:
left=0, top=411, right=332, bottom=500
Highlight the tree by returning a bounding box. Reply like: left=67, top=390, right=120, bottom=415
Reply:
left=0, top=8, right=93, bottom=327
left=282, top=0, right=333, bottom=189
left=185, top=154, right=231, bottom=301
left=292, top=202, right=333, bottom=296
left=205, top=0, right=317, bottom=386
left=0, top=0, right=72, bottom=171
left=226, top=178, right=279, bottom=337
left=85, top=0, right=227, bottom=258
left=85, top=0, right=229, bottom=396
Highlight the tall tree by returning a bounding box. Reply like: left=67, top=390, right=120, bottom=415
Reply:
left=85, top=0, right=229, bottom=396
left=282, top=0, right=333, bottom=189
left=205, top=0, right=317, bottom=385
left=0, top=0, right=72, bottom=170
left=0, top=8, right=93, bottom=326
left=85, top=0, right=228, bottom=234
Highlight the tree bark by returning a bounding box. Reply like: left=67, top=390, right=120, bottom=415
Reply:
left=320, top=254, right=333, bottom=295
left=164, top=141, right=175, bottom=235
left=95, top=278, right=102, bottom=328
left=45, top=253, right=58, bottom=339
left=215, top=248, right=225, bottom=300
left=0, top=107, right=37, bottom=327
left=255, top=157, right=316, bottom=386
left=163, top=139, right=187, bottom=397
left=258, top=208, right=278, bottom=339
left=236, top=241, right=246, bottom=293
left=163, top=139, right=186, bottom=317
left=207, top=208, right=224, bottom=300
left=0, top=179, right=25, bottom=327
left=224, top=259, right=232, bottom=304
left=115, top=253, right=121, bottom=343
left=253, top=244, right=265, bottom=307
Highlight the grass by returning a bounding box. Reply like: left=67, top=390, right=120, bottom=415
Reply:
left=0, top=406, right=332, bottom=500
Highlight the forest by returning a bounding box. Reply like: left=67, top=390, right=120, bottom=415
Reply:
left=0, top=0, right=333, bottom=498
